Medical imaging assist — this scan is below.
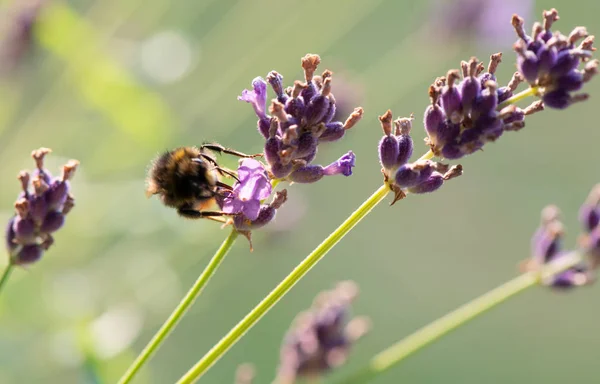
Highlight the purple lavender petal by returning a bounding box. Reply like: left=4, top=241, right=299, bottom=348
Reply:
left=323, top=151, right=355, bottom=176
left=238, top=77, right=268, bottom=120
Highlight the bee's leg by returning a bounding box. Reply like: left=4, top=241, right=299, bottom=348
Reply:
left=177, top=207, right=233, bottom=220
left=214, top=167, right=240, bottom=182
left=200, top=143, right=263, bottom=158
left=216, top=181, right=234, bottom=190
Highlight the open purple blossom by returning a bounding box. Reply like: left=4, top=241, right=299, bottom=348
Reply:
left=221, top=159, right=271, bottom=221
left=5, top=148, right=78, bottom=266
left=512, top=9, right=598, bottom=109
left=275, top=281, right=369, bottom=384
left=239, top=54, right=362, bottom=182
left=238, top=77, right=268, bottom=121
left=525, top=203, right=594, bottom=290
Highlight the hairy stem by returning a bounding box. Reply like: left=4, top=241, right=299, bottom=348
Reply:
left=335, top=251, right=583, bottom=384
left=118, top=229, right=239, bottom=384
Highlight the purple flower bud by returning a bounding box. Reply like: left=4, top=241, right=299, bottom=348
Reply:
left=440, top=143, right=463, bottom=160
left=285, top=96, right=306, bottom=119
left=550, top=50, right=581, bottom=77
left=233, top=190, right=287, bottom=233
left=322, top=98, right=336, bottom=123
left=12, top=216, right=35, bottom=243
left=516, top=50, right=540, bottom=83
left=257, top=118, right=270, bottom=138
left=289, top=165, right=324, bottom=183
left=301, top=148, right=318, bottom=164
left=300, top=82, right=317, bottom=105
left=289, top=152, right=355, bottom=183
left=267, top=71, right=287, bottom=102
left=547, top=259, right=589, bottom=289
left=580, top=205, right=600, bottom=233
left=407, top=172, right=444, bottom=194
left=304, top=95, right=330, bottom=125
left=473, top=82, right=498, bottom=115
left=497, top=86, right=513, bottom=103
left=542, top=89, right=570, bottom=109
left=271, top=162, right=294, bottom=179
left=13, top=244, right=43, bottom=265
left=424, top=103, right=445, bottom=144
left=46, top=180, right=69, bottom=211
left=396, top=135, right=413, bottom=166
left=40, top=211, right=65, bottom=233
left=264, top=136, right=282, bottom=166
left=378, top=135, right=399, bottom=171
left=238, top=77, right=268, bottom=120
left=579, top=185, right=600, bottom=232
left=537, top=45, right=558, bottom=73
left=394, top=162, right=433, bottom=188
left=460, top=77, right=481, bottom=113
left=296, top=133, right=317, bottom=158
left=5, top=216, right=17, bottom=253
left=440, top=71, right=462, bottom=121
left=319, top=122, right=345, bottom=142
left=479, top=72, right=496, bottom=87
left=556, top=70, right=583, bottom=92
left=29, top=195, right=47, bottom=225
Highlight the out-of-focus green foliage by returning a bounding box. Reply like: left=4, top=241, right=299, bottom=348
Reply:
left=1, top=0, right=599, bottom=383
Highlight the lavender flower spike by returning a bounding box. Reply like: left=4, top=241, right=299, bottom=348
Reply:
left=5, top=148, right=78, bottom=266
left=524, top=204, right=593, bottom=289
left=222, top=159, right=271, bottom=221
left=275, top=281, right=370, bottom=384
left=238, top=77, right=268, bottom=120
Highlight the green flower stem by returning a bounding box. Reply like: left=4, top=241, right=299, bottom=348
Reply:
left=498, top=86, right=539, bottom=110
left=175, top=184, right=392, bottom=384
left=118, top=229, right=239, bottom=384
left=336, top=251, right=583, bottom=384
left=0, top=264, right=14, bottom=295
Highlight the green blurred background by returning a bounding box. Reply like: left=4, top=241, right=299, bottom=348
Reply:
left=1, top=0, right=599, bottom=383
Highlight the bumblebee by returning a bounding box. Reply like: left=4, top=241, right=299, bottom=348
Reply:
left=146, top=143, right=259, bottom=220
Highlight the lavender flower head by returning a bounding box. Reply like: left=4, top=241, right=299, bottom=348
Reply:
left=377, top=110, right=463, bottom=204
left=275, top=281, right=370, bottom=384
left=526, top=204, right=593, bottom=289
left=217, top=158, right=288, bottom=250
left=512, top=9, right=598, bottom=109
left=578, top=184, right=600, bottom=269
left=5, top=148, right=78, bottom=266
left=423, top=54, right=545, bottom=160
left=238, top=54, right=362, bottom=183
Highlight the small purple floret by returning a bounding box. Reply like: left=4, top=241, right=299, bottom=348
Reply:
left=238, top=77, right=268, bottom=120
left=222, top=159, right=271, bottom=221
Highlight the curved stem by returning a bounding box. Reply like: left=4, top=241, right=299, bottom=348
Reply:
left=175, top=184, right=391, bottom=384
left=497, top=86, right=539, bottom=110
left=335, top=251, right=583, bottom=384
left=118, top=229, right=239, bottom=384
left=0, top=264, right=14, bottom=295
